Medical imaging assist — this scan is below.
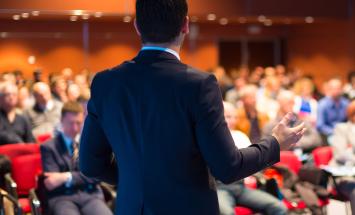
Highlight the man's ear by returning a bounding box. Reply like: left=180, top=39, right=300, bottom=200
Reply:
left=181, top=16, right=190, bottom=34
left=134, top=19, right=141, bottom=36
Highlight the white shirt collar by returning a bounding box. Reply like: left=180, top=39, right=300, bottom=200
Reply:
left=141, top=46, right=180, bottom=61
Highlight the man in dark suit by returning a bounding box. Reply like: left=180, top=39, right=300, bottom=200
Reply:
left=41, top=102, right=112, bottom=215
left=79, top=0, right=305, bottom=214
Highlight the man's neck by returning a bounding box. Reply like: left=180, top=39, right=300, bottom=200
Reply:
left=143, top=42, right=181, bottom=54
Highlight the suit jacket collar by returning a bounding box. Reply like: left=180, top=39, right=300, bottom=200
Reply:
left=133, top=50, right=181, bottom=64
left=54, top=133, right=72, bottom=170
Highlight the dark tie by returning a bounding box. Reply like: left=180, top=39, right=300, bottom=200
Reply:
left=72, top=141, right=79, bottom=167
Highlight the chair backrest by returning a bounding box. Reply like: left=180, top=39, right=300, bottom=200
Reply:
left=36, top=133, right=52, bottom=144
left=0, top=144, right=40, bottom=160
left=312, top=146, right=333, bottom=167
left=276, top=151, right=302, bottom=174
left=11, top=153, right=42, bottom=196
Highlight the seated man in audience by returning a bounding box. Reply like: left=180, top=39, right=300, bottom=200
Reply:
left=235, top=85, right=269, bottom=144
left=41, top=102, right=112, bottom=215
left=263, top=90, right=322, bottom=154
left=217, top=102, right=287, bottom=215
left=317, top=78, right=349, bottom=143
left=0, top=82, right=35, bottom=145
left=25, top=82, right=62, bottom=137
left=330, top=100, right=355, bottom=213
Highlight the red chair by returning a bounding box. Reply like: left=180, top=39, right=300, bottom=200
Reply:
left=276, top=151, right=302, bottom=174
left=5, top=153, right=42, bottom=214
left=312, top=146, right=333, bottom=167
left=235, top=207, right=253, bottom=215
left=0, top=143, right=40, bottom=160
left=36, top=133, right=52, bottom=144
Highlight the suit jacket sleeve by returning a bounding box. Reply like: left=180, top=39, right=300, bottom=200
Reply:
left=194, top=75, right=280, bottom=184
left=79, top=76, right=118, bottom=185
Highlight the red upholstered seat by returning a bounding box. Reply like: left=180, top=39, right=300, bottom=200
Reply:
left=312, top=146, right=333, bottom=167
left=12, top=153, right=42, bottom=196
left=234, top=206, right=253, bottom=215
left=36, top=133, right=52, bottom=144
left=18, top=198, right=31, bottom=213
left=0, top=143, right=40, bottom=160
left=276, top=151, right=302, bottom=174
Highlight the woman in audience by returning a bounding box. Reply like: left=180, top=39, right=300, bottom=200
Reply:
left=293, top=77, right=318, bottom=125
left=331, top=100, right=355, bottom=213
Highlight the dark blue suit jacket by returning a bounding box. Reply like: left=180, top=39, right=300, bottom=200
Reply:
left=41, top=134, right=100, bottom=198
left=79, top=50, right=280, bottom=215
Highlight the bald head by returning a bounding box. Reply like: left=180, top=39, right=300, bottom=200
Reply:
left=277, top=90, right=295, bottom=115
left=327, top=78, right=343, bottom=99
left=33, top=82, right=52, bottom=107
left=223, top=101, right=237, bottom=130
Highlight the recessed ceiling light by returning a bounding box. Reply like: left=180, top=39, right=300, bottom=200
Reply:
left=258, top=15, right=266, bottom=22
left=70, top=16, right=78, bottom=21
left=82, top=14, right=90, bottom=20
left=73, top=10, right=83, bottom=16
left=94, top=12, right=103, bottom=18
left=219, top=18, right=228, bottom=25
left=123, top=15, right=132, bottom=23
left=238, top=17, right=247, bottom=24
left=0, top=32, right=8, bottom=38
left=305, top=16, right=314, bottom=23
left=32, top=11, right=40, bottom=16
left=207, top=13, right=216, bottom=21
left=12, top=15, right=20, bottom=20
left=264, top=19, right=273, bottom=26
left=21, top=13, right=29, bottom=18
left=28, top=56, right=36, bottom=65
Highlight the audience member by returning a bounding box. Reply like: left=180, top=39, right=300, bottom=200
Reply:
left=263, top=90, right=322, bottom=153
left=67, top=84, right=81, bottom=102
left=330, top=100, right=355, bottom=213
left=50, top=76, right=68, bottom=103
left=235, top=85, right=269, bottom=144
left=0, top=82, right=35, bottom=145
left=225, top=76, right=247, bottom=108
left=17, top=86, right=34, bottom=112
left=257, top=75, right=282, bottom=120
left=211, top=66, right=233, bottom=98
left=293, top=77, right=318, bottom=125
left=317, top=78, right=349, bottom=143
left=217, top=101, right=287, bottom=215
left=25, top=82, right=62, bottom=137
left=41, top=102, right=112, bottom=215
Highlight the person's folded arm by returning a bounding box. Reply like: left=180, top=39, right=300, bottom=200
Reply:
left=194, top=75, right=280, bottom=184
left=79, top=76, right=118, bottom=185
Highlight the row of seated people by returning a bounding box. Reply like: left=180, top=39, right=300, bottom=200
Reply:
left=214, top=66, right=354, bottom=147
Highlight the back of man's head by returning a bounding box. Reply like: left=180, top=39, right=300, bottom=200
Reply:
left=136, top=0, right=188, bottom=44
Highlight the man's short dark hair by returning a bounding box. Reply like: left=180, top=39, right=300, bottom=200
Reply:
left=61, top=101, right=84, bottom=118
left=136, top=0, right=188, bottom=43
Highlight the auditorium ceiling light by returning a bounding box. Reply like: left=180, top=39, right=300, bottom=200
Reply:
left=82, top=14, right=90, bottom=20
left=305, top=16, right=314, bottom=23
left=12, top=15, right=20, bottom=20
left=28, top=56, right=36, bottom=65
left=21, top=13, right=29, bottom=18
left=0, top=32, right=8, bottom=38
left=73, top=10, right=83, bottom=16
left=238, top=17, right=247, bottom=24
left=219, top=18, right=228, bottom=25
left=70, top=16, right=78, bottom=21
left=264, top=19, right=272, bottom=26
left=32, top=11, right=40, bottom=16
left=207, top=13, right=216, bottom=21
left=123, top=15, right=132, bottom=23
left=94, top=12, right=103, bottom=18
left=257, top=15, right=266, bottom=22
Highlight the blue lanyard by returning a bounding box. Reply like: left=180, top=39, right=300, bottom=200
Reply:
left=141, top=46, right=180, bottom=60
